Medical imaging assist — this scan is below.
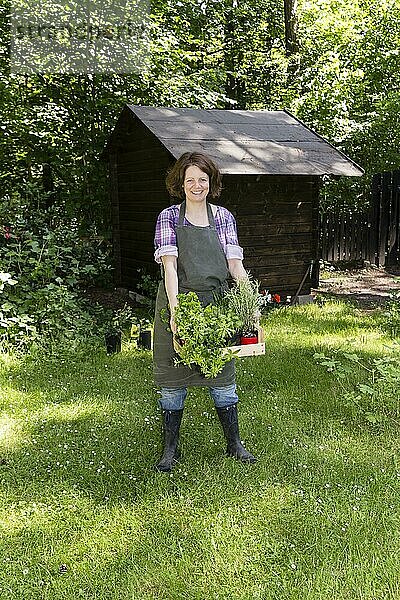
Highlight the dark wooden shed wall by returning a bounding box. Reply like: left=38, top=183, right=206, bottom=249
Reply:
left=109, top=113, right=173, bottom=286
left=220, top=175, right=319, bottom=295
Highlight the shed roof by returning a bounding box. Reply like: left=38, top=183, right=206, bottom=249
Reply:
left=104, top=105, right=364, bottom=177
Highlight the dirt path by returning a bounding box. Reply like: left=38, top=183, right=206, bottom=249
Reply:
left=314, top=266, right=400, bottom=307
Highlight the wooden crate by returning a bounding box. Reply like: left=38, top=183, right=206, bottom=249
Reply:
left=226, top=325, right=265, bottom=357
left=173, top=325, right=265, bottom=358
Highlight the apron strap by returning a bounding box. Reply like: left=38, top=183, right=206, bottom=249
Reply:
left=207, top=202, right=216, bottom=228
left=178, top=201, right=185, bottom=226
left=178, top=200, right=216, bottom=228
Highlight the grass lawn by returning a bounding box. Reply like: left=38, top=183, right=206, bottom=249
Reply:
left=1, top=300, right=400, bottom=600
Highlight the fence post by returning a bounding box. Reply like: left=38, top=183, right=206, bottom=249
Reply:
left=371, top=173, right=382, bottom=266
left=378, top=171, right=392, bottom=266
left=388, top=170, right=400, bottom=266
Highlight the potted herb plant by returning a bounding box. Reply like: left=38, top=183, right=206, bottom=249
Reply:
left=173, top=292, right=241, bottom=378
left=138, top=318, right=153, bottom=350
left=223, top=276, right=261, bottom=345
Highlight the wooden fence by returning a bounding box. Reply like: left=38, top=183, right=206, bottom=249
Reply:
left=320, top=169, right=400, bottom=267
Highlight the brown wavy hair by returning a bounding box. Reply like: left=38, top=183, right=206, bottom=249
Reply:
left=166, top=152, right=222, bottom=200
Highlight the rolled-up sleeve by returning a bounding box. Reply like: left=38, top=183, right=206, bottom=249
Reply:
left=223, top=209, right=244, bottom=260
left=226, top=243, right=243, bottom=260
left=154, top=207, right=178, bottom=264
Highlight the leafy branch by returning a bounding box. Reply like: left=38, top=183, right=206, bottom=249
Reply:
left=313, top=350, right=400, bottom=425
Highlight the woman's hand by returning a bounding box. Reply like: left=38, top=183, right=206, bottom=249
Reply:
left=228, top=258, right=249, bottom=281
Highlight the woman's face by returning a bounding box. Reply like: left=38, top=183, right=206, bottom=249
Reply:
left=183, top=165, right=209, bottom=204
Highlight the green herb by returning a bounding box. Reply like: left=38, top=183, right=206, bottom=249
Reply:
left=173, top=292, right=241, bottom=378
left=222, top=276, right=261, bottom=335
left=103, top=304, right=137, bottom=336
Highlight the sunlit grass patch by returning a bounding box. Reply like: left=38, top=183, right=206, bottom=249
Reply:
left=0, top=413, right=22, bottom=451
left=263, top=301, right=387, bottom=346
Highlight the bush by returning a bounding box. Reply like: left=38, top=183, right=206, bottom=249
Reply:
left=0, top=272, right=36, bottom=349
left=1, top=204, right=113, bottom=350
left=135, top=268, right=161, bottom=311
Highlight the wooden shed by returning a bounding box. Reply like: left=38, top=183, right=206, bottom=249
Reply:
left=102, top=105, right=363, bottom=297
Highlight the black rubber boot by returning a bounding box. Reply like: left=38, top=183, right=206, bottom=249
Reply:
left=155, top=409, right=183, bottom=472
left=216, top=404, right=256, bottom=463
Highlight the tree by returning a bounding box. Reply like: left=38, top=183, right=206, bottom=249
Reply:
left=284, top=0, right=299, bottom=55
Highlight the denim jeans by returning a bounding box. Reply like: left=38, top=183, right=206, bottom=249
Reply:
left=158, top=384, right=238, bottom=411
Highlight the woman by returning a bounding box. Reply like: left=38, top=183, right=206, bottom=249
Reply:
left=153, top=152, right=256, bottom=472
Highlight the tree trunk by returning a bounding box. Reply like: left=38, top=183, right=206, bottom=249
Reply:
left=284, top=0, right=299, bottom=56
left=224, top=1, right=246, bottom=109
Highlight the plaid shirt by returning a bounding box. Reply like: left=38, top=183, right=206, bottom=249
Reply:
left=154, top=204, right=243, bottom=264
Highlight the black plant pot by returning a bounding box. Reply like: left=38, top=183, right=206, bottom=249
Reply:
left=138, top=329, right=152, bottom=350
left=105, top=331, right=122, bottom=354
left=227, top=331, right=241, bottom=346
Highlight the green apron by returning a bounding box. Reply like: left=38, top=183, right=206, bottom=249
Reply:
left=153, top=201, right=235, bottom=388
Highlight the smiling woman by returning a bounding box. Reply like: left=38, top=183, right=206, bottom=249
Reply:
left=183, top=166, right=210, bottom=210
left=164, top=151, right=222, bottom=201
left=152, top=152, right=256, bottom=472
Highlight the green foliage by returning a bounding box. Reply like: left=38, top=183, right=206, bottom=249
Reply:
left=0, top=272, right=17, bottom=292
left=135, top=268, right=161, bottom=311
left=0, top=272, right=36, bottom=348
left=0, top=204, right=112, bottom=349
left=222, top=276, right=261, bottom=334
left=101, top=304, right=138, bottom=336
left=381, top=290, right=400, bottom=338
left=313, top=349, right=400, bottom=425
left=149, top=0, right=286, bottom=110
left=294, top=0, right=400, bottom=209
left=173, top=291, right=241, bottom=378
